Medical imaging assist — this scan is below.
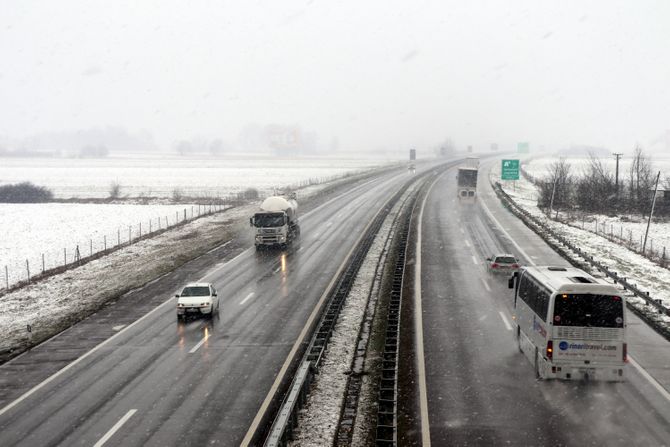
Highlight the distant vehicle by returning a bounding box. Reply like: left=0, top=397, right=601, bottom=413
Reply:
left=486, top=254, right=520, bottom=274
left=509, top=266, right=626, bottom=381
left=176, top=282, right=219, bottom=320
left=465, top=156, right=480, bottom=168
left=250, top=194, right=300, bottom=249
left=457, top=167, right=478, bottom=200
left=408, top=163, right=416, bottom=172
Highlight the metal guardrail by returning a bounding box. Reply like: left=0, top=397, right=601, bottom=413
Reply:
left=264, top=173, right=423, bottom=446
left=492, top=182, right=670, bottom=340
left=375, top=202, right=412, bottom=446
left=263, top=165, right=454, bottom=447
left=265, top=361, right=313, bottom=447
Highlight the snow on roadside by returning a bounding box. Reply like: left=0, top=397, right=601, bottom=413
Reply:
left=491, top=169, right=670, bottom=325
left=288, top=183, right=407, bottom=446
left=0, top=164, right=402, bottom=361
left=0, top=204, right=253, bottom=358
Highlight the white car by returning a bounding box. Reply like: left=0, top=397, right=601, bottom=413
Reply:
left=176, top=282, right=219, bottom=320
left=486, top=254, right=520, bottom=274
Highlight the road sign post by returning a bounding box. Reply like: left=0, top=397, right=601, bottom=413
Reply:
left=501, top=159, right=520, bottom=180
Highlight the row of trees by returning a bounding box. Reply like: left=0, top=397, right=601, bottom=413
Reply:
left=535, top=148, right=669, bottom=217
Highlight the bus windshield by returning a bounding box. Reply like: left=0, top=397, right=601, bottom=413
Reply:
left=552, top=294, right=624, bottom=328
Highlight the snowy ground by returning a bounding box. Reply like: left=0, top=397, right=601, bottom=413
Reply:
left=0, top=154, right=400, bottom=199
left=0, top=202, right=224, bottom=289
left=521, top=155, right=670, bottom=259
left=288, top=174, right=410, bottom=446
left=0, top=155, right=401, bottom=289
left=490, top=167, right=670, bottom=328
left=521, top=154, right=670, bottom=183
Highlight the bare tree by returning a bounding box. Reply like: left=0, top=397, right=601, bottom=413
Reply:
left=538, top=158, right=572, bottom=213
left=627, top=146, right=654, bottom=215
left=575, top=154, right=616, bottom=213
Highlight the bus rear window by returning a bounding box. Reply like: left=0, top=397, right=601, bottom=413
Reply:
left=552, top=294, right=624, bottom=328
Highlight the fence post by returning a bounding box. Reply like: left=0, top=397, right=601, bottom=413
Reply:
left=139, top=222, right=142, bottom=238
left=64, top=248, right=67, bottom=267
left=176, top=211, right=178, bottom=224
left=42, top=253, right=45, bottom=273
left=150, top=219, right=152, bottom=233
left=104, top=235, right=107, bottom=251
left=184, top=209, right=187, bottom=221
left=90, top=239, right=93, bottom=256
left=26, top=260, right=30, bottom=283
left=5, top=265, right=8, bottom=290
left=118, top=229, right=121, bottom=247
left=75, top=245, right=80, bottom=265
left=129, top=226, right=132, bottom=245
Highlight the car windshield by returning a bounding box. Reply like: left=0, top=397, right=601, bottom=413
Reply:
left=552, top=294, right=624, bottom=328
left=180, top=286, right=211, bottom=297
left=495, top=257, right=517, bottom=264
left=254, top=213, right=285, bottom=227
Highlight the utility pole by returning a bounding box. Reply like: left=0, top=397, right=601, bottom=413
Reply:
left=642, top=171, right=661, bottom=255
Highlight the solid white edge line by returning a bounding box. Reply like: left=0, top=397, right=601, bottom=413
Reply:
left=189, top=334, right=209, bottom=354
left=0, top=172, right=394, bottom=420
left=464, top=239, right=471, bottom=247
left=471, top=255, right=478, bottom=265
left=0, top=239, right=259, bottom=417
left=498, top=312, right=513, bottom=331
left=93, top=408, right=137, bottom=447
left=480, top=278, right=491, bottom=292
left=628, top=355, right=670, bottom=403
left=415, top=173, right=444, bottom=447
left=0, top=297, right=176, bottom=417
left=239, top=292, right=255, bottom=305
left=481, top=164, right=670, bottom=402
left=239, top=194, right=386, bottom=447
left=478, top=182, right=536, bottom=267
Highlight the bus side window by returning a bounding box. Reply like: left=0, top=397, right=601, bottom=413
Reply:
left=538, top=288, right=550, bottom=320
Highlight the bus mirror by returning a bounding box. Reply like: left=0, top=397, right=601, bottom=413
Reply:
left=508, top=272, right=518, bottom=289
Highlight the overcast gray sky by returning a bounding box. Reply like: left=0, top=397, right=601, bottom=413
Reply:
left=1, top=0, right=669, bottom=153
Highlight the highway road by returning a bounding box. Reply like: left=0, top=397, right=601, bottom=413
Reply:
left=0, top=163, right=438, bottom=446
left=416, top=161, right=670, bottom=445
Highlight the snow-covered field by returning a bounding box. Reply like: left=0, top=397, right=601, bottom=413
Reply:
left=522, top=154, right=670, bottom=182
left=0, top=202, right=224, bottom=288
left=0, top=154, right=399, bottom=199
left=490, top=166, right=670, bottom=324
left=519, top=155, right=670, bottom=261
left=0, top=155, right=398, bottom=289
left=0, top=165, right=394, bottom=361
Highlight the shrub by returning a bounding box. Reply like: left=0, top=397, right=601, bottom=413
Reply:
left=0, top=182, right=54, bottom=203
left=172, top=188, right=184, bottom=202
left=109, top=181, right=122, bottom=199
left=237, top=188, right=259, bottom=200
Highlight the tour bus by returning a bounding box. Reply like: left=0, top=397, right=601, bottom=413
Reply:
left=508, top=266, right=626, bottom=381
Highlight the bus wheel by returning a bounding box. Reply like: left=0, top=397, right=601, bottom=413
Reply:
left=517, top=326, right=522, bottom=353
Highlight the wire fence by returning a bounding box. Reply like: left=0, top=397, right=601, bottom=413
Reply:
left=519, top=165, right=670, bottom=269
left=2, top=203, right=227, bottom=294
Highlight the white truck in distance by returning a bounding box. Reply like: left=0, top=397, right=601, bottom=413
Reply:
left=250, top=195, right=301, bottom=249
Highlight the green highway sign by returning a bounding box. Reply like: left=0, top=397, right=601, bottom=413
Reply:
left=501, top=159, right=520, bottom=180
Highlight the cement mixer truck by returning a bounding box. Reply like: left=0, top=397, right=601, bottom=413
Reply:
left=250, top=195, right=301, bottom=249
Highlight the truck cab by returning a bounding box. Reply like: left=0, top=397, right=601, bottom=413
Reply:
left=250, top=196, right=300, bottom=249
